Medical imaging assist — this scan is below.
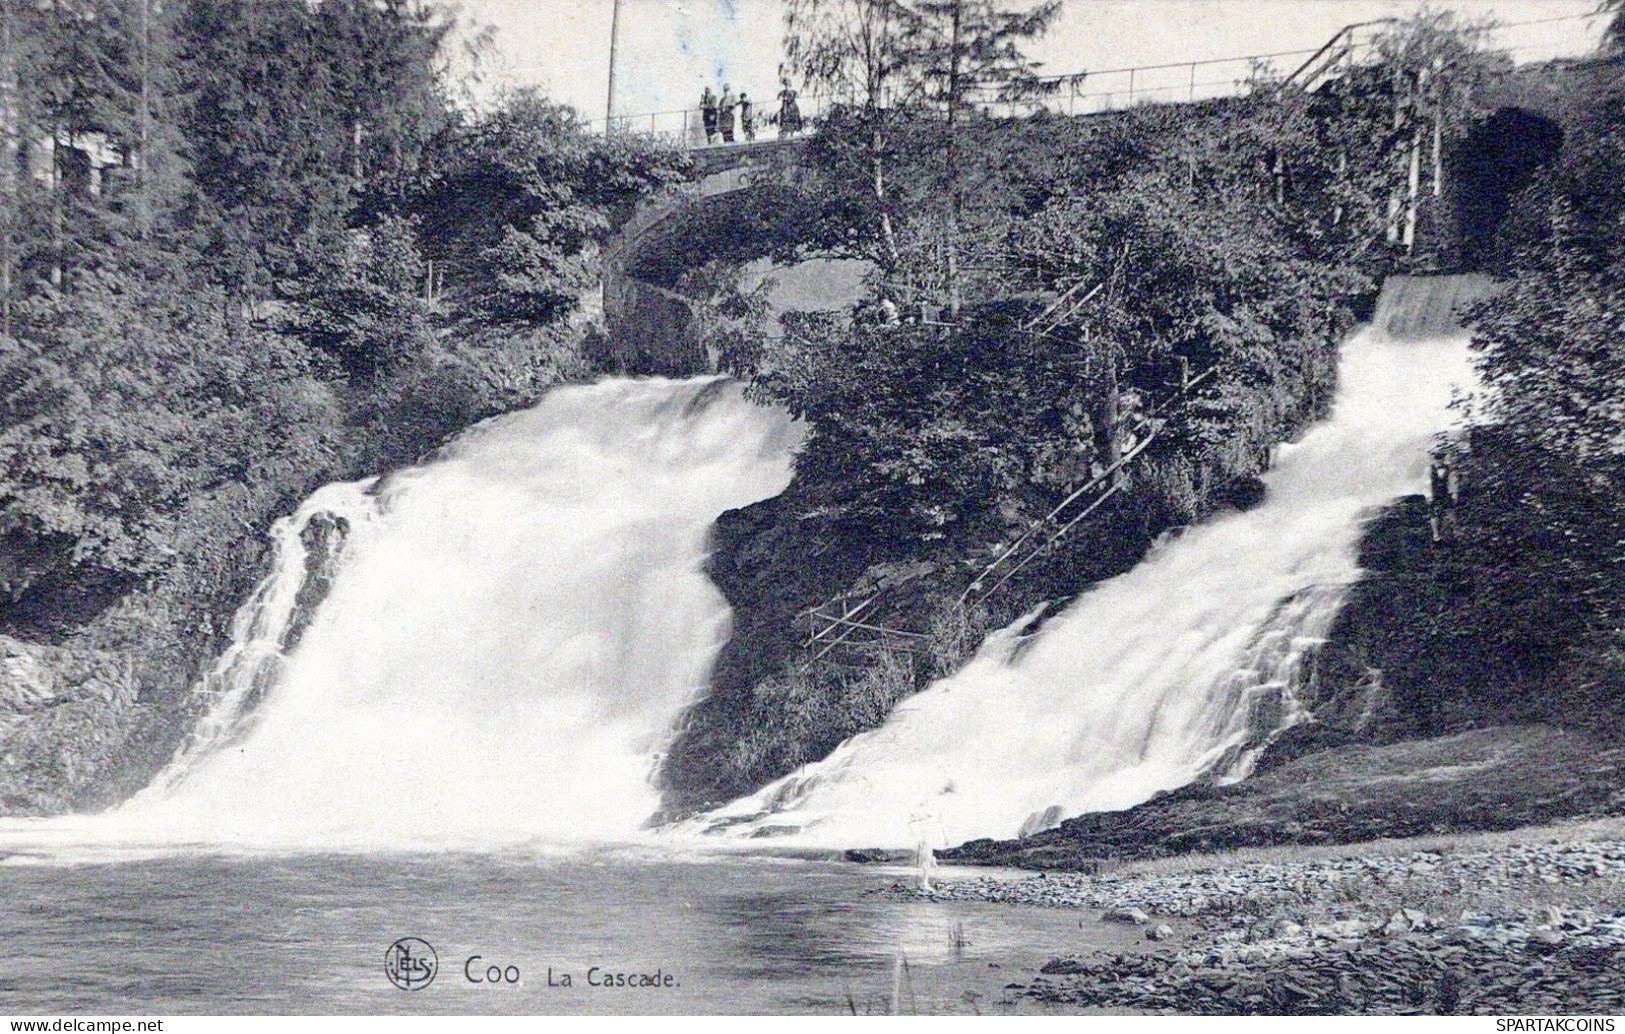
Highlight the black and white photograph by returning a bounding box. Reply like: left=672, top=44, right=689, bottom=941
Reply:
left=0, top=0, right=1621, bottom=1020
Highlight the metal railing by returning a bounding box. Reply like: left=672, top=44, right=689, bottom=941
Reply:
left=585, top=97, right=826, bottom=148
left=588, top=11, right=1604, bottom=149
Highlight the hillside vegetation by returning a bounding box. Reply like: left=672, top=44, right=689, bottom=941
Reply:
left=0, top=0, right=687, bottom=811
left=665, top=13, right=1625, bottom=845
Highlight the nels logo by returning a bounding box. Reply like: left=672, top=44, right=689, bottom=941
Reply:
left=385, top=937, right=438, bottom=991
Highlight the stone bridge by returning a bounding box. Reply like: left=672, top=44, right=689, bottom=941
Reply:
left=602, top=138, right=818, bottom=375
left=597, top=35, right=1615, bottom=374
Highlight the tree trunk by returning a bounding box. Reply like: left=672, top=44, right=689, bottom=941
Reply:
left=136, top=0, right=152, bottom=236
left=944, top=0, right=963, bottom=319
left=1404, top=123, right=1421, bottom=253
left=871, top=122, right=900, bottom=271
left=1386, top=67, right=1405, bottom=245
left=1431, top=106, right=1443, bottom=197
left=1094, top=359, right=1122, bottom=484
left=0, top=2, right=16, bottom=335
left=51, top=124, right=63, bottom=287
left=352, top=119, right=365, bottom=188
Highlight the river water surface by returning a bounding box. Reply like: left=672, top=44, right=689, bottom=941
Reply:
left=0, top=852, right=1137, bottom=1014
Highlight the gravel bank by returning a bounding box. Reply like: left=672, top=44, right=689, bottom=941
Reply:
left=890, top=838, right=1625, bottom=1014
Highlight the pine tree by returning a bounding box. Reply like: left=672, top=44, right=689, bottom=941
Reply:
left=313, top=0, right=449, bottom=206
left=782, top=0, right=1059, bottom=308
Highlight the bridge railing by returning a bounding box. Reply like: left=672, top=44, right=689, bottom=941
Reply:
left=586, top=97, right=827, bottom=148
left=590, top=12, right=1602, bottom=148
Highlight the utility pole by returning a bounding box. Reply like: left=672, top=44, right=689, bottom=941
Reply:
left=605, top=0, right=622, bottom=135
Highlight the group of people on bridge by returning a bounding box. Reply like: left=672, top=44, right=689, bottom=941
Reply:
left=699, top=81, right=803, bottom=145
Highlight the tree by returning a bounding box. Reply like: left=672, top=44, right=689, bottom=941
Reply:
left=784, top=0, right=914, bottom=270
left=0, top=261, right=337, bottom=585
left=412, top=90, right=689, bottom=329
left=1310, top=10, right=1507, bottom=266
left=280, top=215, right=438, bottom=379
left=1603, top=0, right=1625, bottom=52
left=782, top=0, right=1059, bottom=307
left=898, top=0, right=1060, bottom=312
left=0, top=0, right=36, bottom=332
left=176, top=0, right=449, bottom=303
left=312, top=0, right=450, bottom=204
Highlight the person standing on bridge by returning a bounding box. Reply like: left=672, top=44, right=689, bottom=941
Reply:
left=740, top=92, right=755, bottom=142
left=701, top=86, right=718, bottom=144
left=719, top=84, right=737, bottom=143
left=777, top=80, right=802, bottom=139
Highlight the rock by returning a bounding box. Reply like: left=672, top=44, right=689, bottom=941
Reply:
left=1147, top=924, right=1175, bottom=942
left=843, top=848, right=914, bottom=864
left=1528, top=929, right=1566, bottom=952
left=1382, top=908, right=1430, bottom=935
left=1103, top=907, right=1151, bottom=925
left=1310, top=920, right=1368, bottom=941
left=1212, top=474, right=1267, bottom=511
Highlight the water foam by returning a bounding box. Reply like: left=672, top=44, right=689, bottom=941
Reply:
left=693, top=328, right=1475, bottom=848
left=1, top=378, right=797, bottom=855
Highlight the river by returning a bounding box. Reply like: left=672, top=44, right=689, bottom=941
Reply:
left=0, top=850, right=1137, bottom=1014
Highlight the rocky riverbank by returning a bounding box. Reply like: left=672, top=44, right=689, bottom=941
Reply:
left=942, top=724, right=1625, bottom=868
left=894, top=831, right=1625, bottom=1014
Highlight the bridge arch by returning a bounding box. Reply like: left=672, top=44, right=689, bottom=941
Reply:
left=602, top=141, right=826, bottom=375
left=1452, top=106, right=1564, bottom=269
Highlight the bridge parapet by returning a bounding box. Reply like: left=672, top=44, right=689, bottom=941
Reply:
left=601, top=139, right=816, bottom=375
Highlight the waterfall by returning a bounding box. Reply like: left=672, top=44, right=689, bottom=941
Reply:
left=54, top=378, right=798, bottom=852
left=0, top=283, right=1479, bottom=861
left=134, top=484, right=374, bottom=800
left=693, top=325, right=1475, bottom=848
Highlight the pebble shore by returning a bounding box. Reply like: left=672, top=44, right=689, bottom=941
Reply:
left=891, top=839, right=1625, bottom=1014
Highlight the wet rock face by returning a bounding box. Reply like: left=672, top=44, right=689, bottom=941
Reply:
left=0, top=531, right=133, bottom=641
left=657, top=487, right=889, bottom=813
left=0, top=634, right=141, bottom=814
left=939, top=725, right=1625, bottom=868
left=281, top=511, right=352, bottom=651
left=1211, top=475, right=1266, bottom=512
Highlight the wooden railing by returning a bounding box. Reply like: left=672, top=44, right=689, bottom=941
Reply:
left=959, top=366, right=1220, bottom=607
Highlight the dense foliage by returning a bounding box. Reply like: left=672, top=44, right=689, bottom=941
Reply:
left=0, top=0, right=686, bottom=809
left=748, top=96, right=1363, bottom=556
left=1438, top=76, right=1625, bottom=723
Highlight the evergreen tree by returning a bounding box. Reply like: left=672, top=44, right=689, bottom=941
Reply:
left=313, top=0, right=449, bottom=208
left=175, top=0, right=447, bottom=302
left=176, top=0, right=351, bottom=299
left=783, top=0, right=1059, bottom=307
left=414, top=89, right=689, bottom=329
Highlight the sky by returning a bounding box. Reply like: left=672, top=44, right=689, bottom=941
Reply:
left=445, top=0, right=1610, bottom=123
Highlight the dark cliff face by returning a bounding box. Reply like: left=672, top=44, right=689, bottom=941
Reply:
left=0, top=501, right=276, bottom=815
left=657, top=486, right=891, bottom=816
left=1308, top=494, right=1538, bottom=740
left=654, top=461, right=1216, bottom=819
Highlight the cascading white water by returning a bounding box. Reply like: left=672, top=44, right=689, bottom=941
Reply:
left=694, top=326, right=1475, bottom=849
left=14, top=378, right=797, bottom=853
